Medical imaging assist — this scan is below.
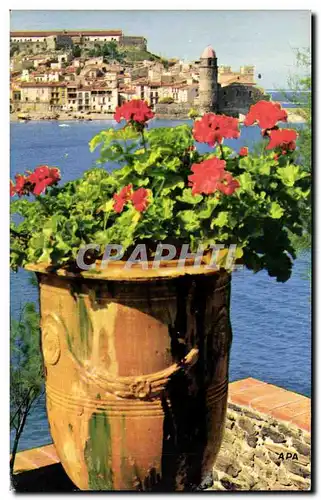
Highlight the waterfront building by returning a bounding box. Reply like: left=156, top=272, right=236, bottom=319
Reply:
left=198, top=45, right=269, bottom=116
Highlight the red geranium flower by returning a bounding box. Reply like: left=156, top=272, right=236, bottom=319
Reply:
left=28, top=165, right=60, bottom=184
left=28, top=165, right=51, bottom=183
left=188, top=157, right=227, bottom=195
left=239, top=147, right=248, bottom=157
left=49, top=167, right=61, bottom=182
left=114, top=99, right=154, bottom=124
left=131, top=187, right=150, bottom=213
left=113, top=184, right=133, bottom=213
left=10, top=180, right=16, bottom=197
left=27, top=165, right=61, bottom=195
left=15, top=174, right=27, bottom=196
left=244, top=101, right=287, bottom=130
left=32, top=177, right=53, bottom=196
left=193, top=113, right=240, bottom=147
left=217, top=172, right=240, bottom=195
left=266, top=129, right=298, bottom=151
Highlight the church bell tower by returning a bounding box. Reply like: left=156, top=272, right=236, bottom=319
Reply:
left=199, top=45, right=218, bottom=114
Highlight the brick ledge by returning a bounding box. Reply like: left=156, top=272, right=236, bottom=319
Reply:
left=228, top=378, right=310, bottom=433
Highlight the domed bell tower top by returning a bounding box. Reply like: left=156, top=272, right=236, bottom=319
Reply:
left=199, top=45, right=218, bottom=114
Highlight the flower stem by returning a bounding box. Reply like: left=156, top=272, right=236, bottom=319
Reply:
left=141, top=129, right=147, bottom=152
left=219, top=144, right=225, bottom=160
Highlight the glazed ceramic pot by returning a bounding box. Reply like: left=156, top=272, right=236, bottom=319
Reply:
left=29, top=261, right=232, bottom=491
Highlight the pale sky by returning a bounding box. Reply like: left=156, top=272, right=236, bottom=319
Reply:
left=10, top=10, right=311, bottom=89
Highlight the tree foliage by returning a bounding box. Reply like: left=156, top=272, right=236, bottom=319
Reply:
left=72, top=44, right=82, bottom=58
left=10, top=303, right=44, bottom=475
left=88, top=41, right=124, bottom=63
left=287, top=48, right=311, bottom=252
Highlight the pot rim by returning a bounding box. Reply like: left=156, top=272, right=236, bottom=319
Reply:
left=25, top=252, right=240, bottom=282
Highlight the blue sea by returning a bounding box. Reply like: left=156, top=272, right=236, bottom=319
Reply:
left=10, top=119, right=311, bottom=451
left=266, top=89, right=310, bottom=108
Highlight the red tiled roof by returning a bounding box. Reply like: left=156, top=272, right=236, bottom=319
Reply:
left=10, top=30, right=122, bottom=37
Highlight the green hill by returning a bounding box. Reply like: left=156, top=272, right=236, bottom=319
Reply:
left=122, top=47, right=162, bottom=63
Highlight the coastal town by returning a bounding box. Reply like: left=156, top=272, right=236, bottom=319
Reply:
left=10, top=29, right=301, bottom=122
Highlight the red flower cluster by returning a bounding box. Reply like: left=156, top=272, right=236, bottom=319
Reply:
left=10, top=165, right=61, bottom=197
left=29, top=166, right=61, bottom=195
left=266, top=129, right=298, bottom=152
left=188, top=157, right=239, bottom=196
left=131, top=188, right=150, bottom=213
left=239, top=147, right=248, bottom=157
left=244, top=101, right=287, bottom=130
left=193, top=113, right=240, bottom=147
left=113, top=185, right=150, bottom=213
left=14, top=174, right=29, bottom=196
left=113, top=184, right=133, bottom=213
left=217, top=172, right=240, bottom=196
left=114, top=99, right=155, bottom=124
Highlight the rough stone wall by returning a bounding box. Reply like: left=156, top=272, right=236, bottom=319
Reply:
left=131, top=66, right=149, bottom=79
left=218, top=84, right=270, bottom=117
left=11, top=101, right=61, bottom=114
left=15, top=41, right=47, bottom=54
left=119, top=36, right=147, bottom=50
left=198, top=403, right=311, bottom=491
left=154, top=102, right=191, bottom=119
left=55, top=35, right=73, bottom=50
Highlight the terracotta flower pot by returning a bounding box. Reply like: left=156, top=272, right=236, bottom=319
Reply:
left=28, top=261, right=232, bottom=491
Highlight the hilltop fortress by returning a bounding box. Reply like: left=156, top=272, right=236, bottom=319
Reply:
left=10, top=30, right=147, bottom=52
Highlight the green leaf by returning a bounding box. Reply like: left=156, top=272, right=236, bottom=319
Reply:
left=239, top=172, right=255, bottom=193
left=89, top=126, right=139, bottom=152
left=197, top=197, right=220, bottom=219
left=210, top=211, right=229, bottom=229
left=259, top=163, right=271, bottom=175
left=97, top=199, right=114, bottom=214
left=277, top=164, right=309, bottom=187
left=176, top=188, right=203, bottom=205
left=161, top=175, right=185, bottom=195
left=270, top=202, right=284, bottom=219
left=42, top=215, right=59, bottom=238
left=177, top=210, right=200, bottom=232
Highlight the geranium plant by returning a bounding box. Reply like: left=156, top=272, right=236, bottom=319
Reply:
left=10, top=99, right=310, bottom=282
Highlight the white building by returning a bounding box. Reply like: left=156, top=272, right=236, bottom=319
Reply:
left=21, top=69, right=30, bottom=82
left=90, top=87, right=118, bottom=113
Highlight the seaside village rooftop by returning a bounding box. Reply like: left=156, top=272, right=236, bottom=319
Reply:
left=10, top=30, right=270, bottom=120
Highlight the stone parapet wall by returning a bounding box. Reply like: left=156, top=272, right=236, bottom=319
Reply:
left=119, top=36, right=147, bottom=50
left=200, top=403, right=311, bottom=491
left=11, top=101, right=61, bottom=114
left=155, top=102, right=192, bottom=119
